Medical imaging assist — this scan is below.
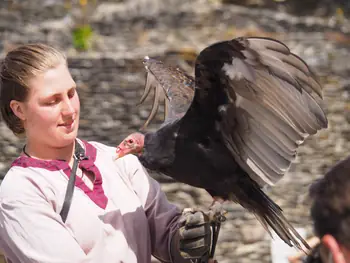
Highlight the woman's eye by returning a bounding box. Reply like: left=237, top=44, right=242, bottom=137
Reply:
left=68, top=89, right=76, bottom=98
left=128, top=139, right=134, bottom=144
left=45, top=99, right=58, bottom=106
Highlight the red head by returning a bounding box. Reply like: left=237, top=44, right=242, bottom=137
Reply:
left=115, top=132, right=145, bottom=159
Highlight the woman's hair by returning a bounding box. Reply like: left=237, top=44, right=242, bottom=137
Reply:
left=0, top=43, right=66, bottom=136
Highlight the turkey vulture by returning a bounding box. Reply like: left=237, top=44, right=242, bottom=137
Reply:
left=115, top=37, right=328, bottom=250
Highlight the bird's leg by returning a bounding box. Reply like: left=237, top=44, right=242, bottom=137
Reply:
left=208, top=197, right=227, bottom=220
left=205, top=198, right=227, bottom=259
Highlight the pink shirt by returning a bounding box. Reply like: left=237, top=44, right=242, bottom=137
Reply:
left=0, top=139, right=183, bottom=263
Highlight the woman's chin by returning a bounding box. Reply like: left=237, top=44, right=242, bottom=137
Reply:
left=56, top=129, right=78, bottom=144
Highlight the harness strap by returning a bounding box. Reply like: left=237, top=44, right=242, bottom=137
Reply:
left=60, top=140, right=87, bottom=223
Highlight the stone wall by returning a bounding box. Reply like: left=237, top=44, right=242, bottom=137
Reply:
left=1, top=1, right=350, bottom=262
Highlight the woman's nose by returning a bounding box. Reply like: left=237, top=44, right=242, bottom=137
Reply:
left=61, top=98, right=75, bottom=116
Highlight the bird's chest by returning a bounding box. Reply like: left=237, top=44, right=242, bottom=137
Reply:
left=179, top=136, right=232, bottom=165
left=160, top=135, right=237, bottom=187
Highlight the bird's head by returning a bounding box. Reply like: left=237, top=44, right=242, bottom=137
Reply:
left=115, top=132, right=145, bottom=160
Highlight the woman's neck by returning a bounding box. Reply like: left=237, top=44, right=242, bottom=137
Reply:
left=24, top=140, right=76, bottom=164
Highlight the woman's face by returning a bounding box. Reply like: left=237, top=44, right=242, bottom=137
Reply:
left=21, top=62, right=80, bottom=148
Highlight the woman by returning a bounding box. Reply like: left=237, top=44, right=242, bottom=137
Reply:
left=0, top=43, right=213, bottom=263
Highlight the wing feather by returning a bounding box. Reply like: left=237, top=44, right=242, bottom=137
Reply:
left=139, top=71, right=163, bottom=130
left=139, top=57, right=195, bottom=129
left=191, top=37, right=327, bottom=186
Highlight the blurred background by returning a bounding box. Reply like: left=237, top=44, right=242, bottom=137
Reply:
left=1, top=0, right=350, bottom=262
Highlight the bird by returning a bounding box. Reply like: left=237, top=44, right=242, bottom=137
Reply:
left=115, top=37, right=328, bottom=251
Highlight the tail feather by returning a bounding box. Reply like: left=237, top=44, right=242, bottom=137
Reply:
left=261, top=211, right=308, bottom=250
left=229, top=179, right=310, bottom=251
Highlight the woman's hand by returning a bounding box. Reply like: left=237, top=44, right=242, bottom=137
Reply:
left=178, top=209, right=212, bottom=260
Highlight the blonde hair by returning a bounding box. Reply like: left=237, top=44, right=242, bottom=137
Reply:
left=0, top=43, right=66, bottom=136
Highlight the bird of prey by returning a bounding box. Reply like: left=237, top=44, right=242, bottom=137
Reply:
left=115, top=37, right=328, bottom=250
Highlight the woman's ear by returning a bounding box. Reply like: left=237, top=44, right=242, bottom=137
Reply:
left=9, top=100, right=26, bottom=121
left=322, top=234, right=346, bottom=263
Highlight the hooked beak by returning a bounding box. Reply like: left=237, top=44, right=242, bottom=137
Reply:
left=115, top=146, right=125, bottom=160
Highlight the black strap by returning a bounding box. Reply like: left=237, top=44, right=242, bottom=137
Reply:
left=59, top=140, right=87, bottom=223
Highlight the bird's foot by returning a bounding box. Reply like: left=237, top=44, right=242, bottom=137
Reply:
left=205, top=199, right=227, bottom=224
left=203, top=199, right=227, bottom=259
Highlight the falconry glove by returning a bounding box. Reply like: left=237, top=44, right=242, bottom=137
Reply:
left=177, top=209, right=212, bottom=260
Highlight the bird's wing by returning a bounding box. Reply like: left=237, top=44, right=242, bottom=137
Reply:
left=186, top=37, right=328, bottom=186
left=139, top=57, right=195, bottom=129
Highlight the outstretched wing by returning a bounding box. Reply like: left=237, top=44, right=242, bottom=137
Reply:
left=139, top=57, right=195, bottom=129
left=185, top=37, right=328, bottom=186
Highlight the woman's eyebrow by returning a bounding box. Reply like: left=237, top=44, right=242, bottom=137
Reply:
left=42, top=85, right=76, bottom=98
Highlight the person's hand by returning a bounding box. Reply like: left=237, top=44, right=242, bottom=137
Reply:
left=178, top=209, right=212, bottom=260
left=322, top=234, right=346, bottom=263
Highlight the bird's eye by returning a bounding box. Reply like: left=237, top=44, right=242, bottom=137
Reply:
left=127, top=139, right=134, bottom=144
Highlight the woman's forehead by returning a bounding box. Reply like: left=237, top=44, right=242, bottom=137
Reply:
left=27, top=63, right=75, bottom=97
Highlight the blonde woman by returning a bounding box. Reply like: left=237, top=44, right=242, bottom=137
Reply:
left=0, top=44, right=215, bottom=263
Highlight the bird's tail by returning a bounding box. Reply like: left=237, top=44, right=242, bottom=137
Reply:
left=230, top=180, right=310, bottom=251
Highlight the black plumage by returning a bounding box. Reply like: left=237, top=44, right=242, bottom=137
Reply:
left=117, top=37, right=328, bottom=249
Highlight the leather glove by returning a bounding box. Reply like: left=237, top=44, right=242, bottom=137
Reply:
left=177, top=209, right=212, bottom=259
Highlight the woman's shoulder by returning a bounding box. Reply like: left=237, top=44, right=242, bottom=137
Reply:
left=0, top=155, right=66, bottom=202
left=0, top=165, right=44, bottom=200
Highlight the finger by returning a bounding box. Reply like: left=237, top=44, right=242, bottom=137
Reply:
left=179, top=211, right=206, bottom=227
left=180, top=250, right=206, bottom=259
left=179, top=244, right=210, bottom=259
left=180, top=235, right=209, bottom=250
left=178, top=215, right=187, bottom=226
left=186, top=212, right=207, bottom=227
left=179, top=225, right=211, bottom=240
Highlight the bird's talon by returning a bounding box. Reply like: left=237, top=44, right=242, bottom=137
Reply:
left=218, top=214, right=226, bottom=223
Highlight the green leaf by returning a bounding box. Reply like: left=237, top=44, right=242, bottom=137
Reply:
left=72, top=24, right=93, bottom=51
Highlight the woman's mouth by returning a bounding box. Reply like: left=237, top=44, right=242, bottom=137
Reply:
left=59, top=120, right=74, bottom=129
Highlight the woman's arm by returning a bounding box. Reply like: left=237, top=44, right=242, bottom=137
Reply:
left=121, top=155, right=189, bottom=263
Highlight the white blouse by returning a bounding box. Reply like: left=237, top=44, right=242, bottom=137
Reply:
left=0, top=139, right=184, bottom=263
